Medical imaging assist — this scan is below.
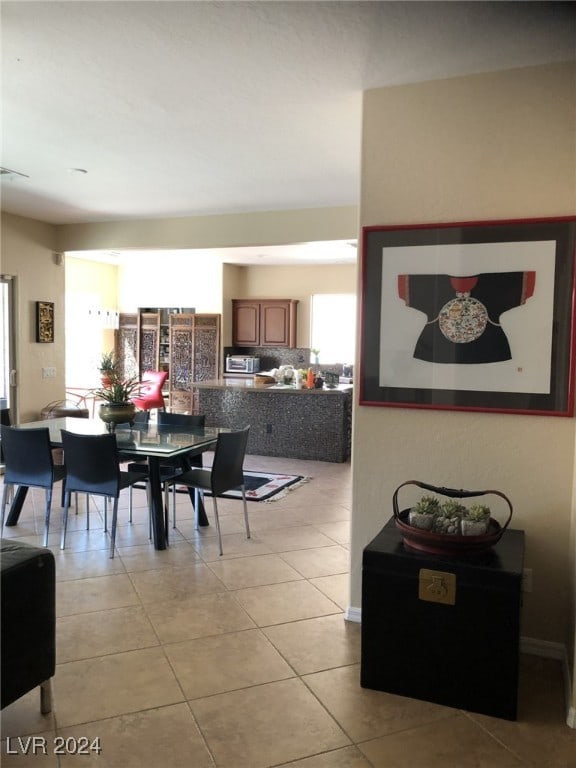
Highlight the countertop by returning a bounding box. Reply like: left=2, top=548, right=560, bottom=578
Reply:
left=194, top=378, right=353, bottom=394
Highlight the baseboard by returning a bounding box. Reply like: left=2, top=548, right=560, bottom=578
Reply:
left=345, top=607, right=574, bottom=728
left=344, top=605, right=361, bottom=623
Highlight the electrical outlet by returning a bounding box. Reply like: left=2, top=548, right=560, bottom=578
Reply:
left=42, top=367, right=56, bottom=379
left=522, top=568, right=533, bottom=593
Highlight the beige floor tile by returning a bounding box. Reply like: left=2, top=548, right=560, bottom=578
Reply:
left=57, top=703, right=213, bottom=768
left=304, top=664, right=455, bottom=742
left=145, top=590, right=255, bottom=644
left=300, top=504, right=351, bottom=524
left=117, top=540, right=200, bottom=572
left=263, top=614, right=360, bottom=675
left=57, top=606, right=159, bottom=663
left=281, top=747, right=373, bottom=768
left=279, top=546, right=350, bottom=578
left=1, top=730, right=59, bottom=766
left=258, top=525, right=339, bottom=552
left=128, top=562, right=224, bottom=603
left=56, top=573, right=139, bottom=617
left=165, top=628, right=295, bottom=699
left=206, top=553, right=304, bottom=589
left=49, top=528, right=111, bottom=553
left=233, top=580, right=342, bottom=626
left=358, top=714, right=525, bottom=768
left=190, top=678, right=350, bottom=768
left=0, top=689, right=56, bottom=739
left=314, top=521, right=350, bottom=546
left=247, top=506, right=308, bottom=531
left=192, top=531, right=273, bottom=561
left=465, top=656, right=576, bottom=768
left=310, top=573, right=349, bottom=609
left=53, top=647, right=184, bottom=727
left=175, top=512, right=247, bottom=538
left=53, top=548, right=126, bottom=581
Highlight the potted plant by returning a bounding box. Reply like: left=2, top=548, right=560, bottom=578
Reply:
left=433, top=499, right=465, bottom=535
left=98, top=351, right=118, bottom=386
left=409, top=494, right=440, bottom=531
left=92, top=377, right=140, bottom=431
left=461, top=504, right=491, bottom=536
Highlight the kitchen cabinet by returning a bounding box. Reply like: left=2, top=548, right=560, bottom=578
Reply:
left=232, top=299, right=298, bottom=347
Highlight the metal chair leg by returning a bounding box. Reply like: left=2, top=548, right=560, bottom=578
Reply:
left=61, top=492, right=71, bottom=550
left=40, top=679, right=53, bottom=715
left=241, top=484, right=251, bottom=540
left=212, top=496, right=223, bottom=556
left=43, top=488, right=53, bottom=547
left=109, top=497, right=119, bottom=559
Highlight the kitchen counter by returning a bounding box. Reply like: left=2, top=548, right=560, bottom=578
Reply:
left=193, top=378, right=352, bottom=462
left=196, top=378, right=353, bottom=394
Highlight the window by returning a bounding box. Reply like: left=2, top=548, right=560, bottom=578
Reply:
left=310, top=293, right=356, bottom=364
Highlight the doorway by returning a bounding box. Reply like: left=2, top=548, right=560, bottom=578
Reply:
left=1, top=274, right=17, bottom=431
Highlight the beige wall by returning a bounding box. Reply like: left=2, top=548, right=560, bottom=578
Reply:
left=230, top=263, right=357, bottom=347
left=56, top=206, right=358, bottom=252
left=353, top=61, right=576, bottom=720
left=1, top=213, right=63, bottom=421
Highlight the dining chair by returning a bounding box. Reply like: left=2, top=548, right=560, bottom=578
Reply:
left=60, top=430, right=143, bottom=558
left=0, top=426, right=67, bottom=547
left=131, top=370, right=167, bottom=412
left=167, top=425, right=250, bottom=555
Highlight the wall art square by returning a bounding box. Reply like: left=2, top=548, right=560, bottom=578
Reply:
left=359, top=217, right=576, bottom=416
left=36, top=301, right=54, bottom=343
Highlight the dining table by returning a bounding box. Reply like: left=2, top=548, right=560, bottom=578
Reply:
left=4, top=416, right=226, bottom=550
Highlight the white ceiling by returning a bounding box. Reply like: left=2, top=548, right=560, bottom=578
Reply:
left=1, top=1, right=574, bottom=262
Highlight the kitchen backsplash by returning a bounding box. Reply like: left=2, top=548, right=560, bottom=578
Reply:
left=224, top=347, right=352, bottom=376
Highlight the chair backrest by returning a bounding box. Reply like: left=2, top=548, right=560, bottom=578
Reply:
left=210, top=426, right=250, bottom=496
left=1, top=425, right=56, bottom=489
left=61, top=430, right=121, bottom=497
left=0, top=408, right=11, bottom=463
left=157, top=412, right=205, bottom=428
left=132, top=371, right=167, bottom=410
left=117, top=410, right=150, bottom=429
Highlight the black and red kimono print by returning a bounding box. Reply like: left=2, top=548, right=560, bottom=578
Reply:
left=397, top=272, right=536, bottom=364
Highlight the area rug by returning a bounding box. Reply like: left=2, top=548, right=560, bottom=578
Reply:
left=180, top=471, right=310, bottom=502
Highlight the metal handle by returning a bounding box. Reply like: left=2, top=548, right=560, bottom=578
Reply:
left=392, top=479, right=513, bottom=532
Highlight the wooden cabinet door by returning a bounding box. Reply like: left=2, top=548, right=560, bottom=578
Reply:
left=260, top=301, right=296, bottom=346
left=232, top=301, right=260, bottom=346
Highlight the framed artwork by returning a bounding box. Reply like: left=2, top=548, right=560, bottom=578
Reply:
left=36, top=301, right=54, bottom=343
left=359, top=217, right=576, bottom=416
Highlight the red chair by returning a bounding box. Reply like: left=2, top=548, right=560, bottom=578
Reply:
left=131, top=370, right=167, bottom=412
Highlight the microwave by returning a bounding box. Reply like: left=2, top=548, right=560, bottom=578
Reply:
left=226, top=355, right=260, bottom=373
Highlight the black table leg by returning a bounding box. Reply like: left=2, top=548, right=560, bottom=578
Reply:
left=4, top=486, right=28, bottom=526
left=147, top=457, right=167, bottom=550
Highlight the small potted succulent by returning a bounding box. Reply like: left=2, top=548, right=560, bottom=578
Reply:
left=409, top=495, right=440, bottom=531
left=98, top=350, right=118, bottom=386
left=92, top=376, right=140, bottom=431
left=461, top=504, right=491, bottom=536
left=433, top=499, right=465, bottom=535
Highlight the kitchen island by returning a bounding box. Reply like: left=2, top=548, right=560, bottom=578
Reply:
left=194, top=378, right=352, bottom=462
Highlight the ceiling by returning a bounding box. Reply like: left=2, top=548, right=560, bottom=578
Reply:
left=1, top=1, right=574, bottom=262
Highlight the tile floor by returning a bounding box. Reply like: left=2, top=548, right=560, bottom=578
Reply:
left=1, top=454, right=575, bottom=768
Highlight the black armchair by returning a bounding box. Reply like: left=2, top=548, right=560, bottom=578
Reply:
left=1, top=539, right=56, bottom=714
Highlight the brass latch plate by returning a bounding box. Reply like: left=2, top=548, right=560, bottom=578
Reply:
left=419, top=568, right=456, bottom=605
